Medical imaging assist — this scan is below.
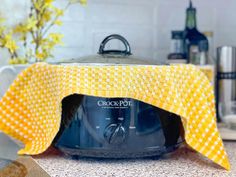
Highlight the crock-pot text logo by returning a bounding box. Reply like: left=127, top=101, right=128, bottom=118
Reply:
left=97, top=100, right=132, bottom=108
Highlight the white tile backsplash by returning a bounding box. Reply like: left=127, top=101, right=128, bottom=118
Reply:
left=0, top=0, right=235, bottom=65
left=0, top=1, right=28, bottom=27
left=87, top=4, right=154, bottom=25
left=51, top=21, right=86, bottom=48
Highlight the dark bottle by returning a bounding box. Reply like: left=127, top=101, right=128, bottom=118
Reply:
left=167, top=31, right=187, bottom=64
left=184, top=0, right=208, bottom=64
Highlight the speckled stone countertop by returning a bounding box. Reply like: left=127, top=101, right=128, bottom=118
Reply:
left=34, top=142, right=236, bottom=177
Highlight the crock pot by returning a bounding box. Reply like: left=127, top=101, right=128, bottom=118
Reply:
left=53, top=34, right=183, bottom=158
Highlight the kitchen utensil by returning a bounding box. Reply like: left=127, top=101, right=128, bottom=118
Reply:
left=217, top=46, right=236, bottom=122
left=0, top=133, right=50, bottom=177
left=0, top=59, right=230, bottom=169
left=53, top=34, right=183, bottom=158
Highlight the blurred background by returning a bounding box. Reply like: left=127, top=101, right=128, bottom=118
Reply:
left=0, top=0, right=235, bottom=64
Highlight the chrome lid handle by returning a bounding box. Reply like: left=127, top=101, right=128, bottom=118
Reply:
left=98, top=34, right=132, bottom=56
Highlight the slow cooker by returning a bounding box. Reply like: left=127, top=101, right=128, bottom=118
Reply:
left=53, top=34, right=183, bottom=158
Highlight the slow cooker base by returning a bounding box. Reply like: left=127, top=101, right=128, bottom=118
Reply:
left=55, top=144, right=181, bottom=159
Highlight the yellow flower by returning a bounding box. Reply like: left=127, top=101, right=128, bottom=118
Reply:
left=9, top=58, right=27, bottom=64
left=44, top=0, right=54, bottom=4
left=80, top=0, right=87, bottom=5
left=14, top=24, right=28, bottom=33
left=36, top=51, right=47, bottom=60
left=49, top=33, right=63, bottom=44
left=5, top=41, right=18, bottom=53
left=4, top=35, right=18, bottom=53
left=53, top=7, right=64, bottom=17
left=13, top=26, right=27, bottom=41
left=42, top=10, right=52, bottom=22
left=0, top=0, right=85, bottom=63
left=26, top=17, right=37, bottom=30
left=54, top=20, right=63, bottom=26
left=69, top=0, right=87, bottom=5
left=33, top=1, right=42, bottom=11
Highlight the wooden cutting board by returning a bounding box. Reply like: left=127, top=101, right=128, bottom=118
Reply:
left=0, top=133, right=50, bottom=177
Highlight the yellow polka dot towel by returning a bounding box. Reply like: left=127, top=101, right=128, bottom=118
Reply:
left=0, top=63, right=230, bottom=170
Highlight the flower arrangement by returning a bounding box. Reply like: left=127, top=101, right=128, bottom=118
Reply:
left=0, top=0, right=86, bottom=64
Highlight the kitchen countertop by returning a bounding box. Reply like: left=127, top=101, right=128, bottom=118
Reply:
left=34, top=142, right=236, bottom=177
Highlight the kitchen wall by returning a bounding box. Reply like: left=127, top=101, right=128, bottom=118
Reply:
left=0, top=0, right=235, bottom=65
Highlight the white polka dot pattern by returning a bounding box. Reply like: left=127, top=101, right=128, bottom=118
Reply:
left=0, top=63, right=230, bottom=170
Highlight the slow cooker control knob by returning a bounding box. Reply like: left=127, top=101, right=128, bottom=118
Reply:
left=104, top=124, right=126, bottom=145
